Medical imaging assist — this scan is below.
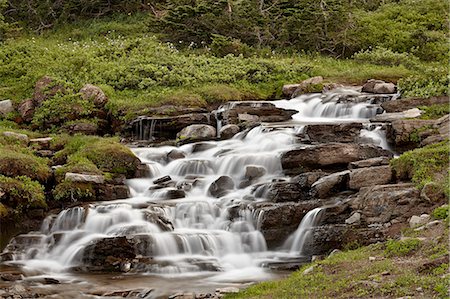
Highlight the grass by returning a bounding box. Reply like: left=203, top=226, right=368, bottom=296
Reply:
left=391, top=140, right=449, bottom=196
left=0, top=15, right=429, bottom=121
left=226, top=224, right=449, bottom=299
left=419, top=104, right=450, bottom=120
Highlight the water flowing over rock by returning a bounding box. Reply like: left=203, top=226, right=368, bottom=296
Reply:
left=1, top=90, right=405, bottom=294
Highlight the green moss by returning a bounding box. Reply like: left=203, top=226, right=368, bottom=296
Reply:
left=0, top=203, right=8, bottom=218
left=0, top=175, right=46, bottom=212
left=391, top=140, right=449, bottom=196
left=54, top=155, right=101, bottom=182
left=408, top=125, right=438, bottom=143
left=384, top=238, right=421, bottom=257
left=53, top=181, right=95, bottom=202
left=81, top=138, right=139, bottom=178
left=0, top=146, right=51, bottom=182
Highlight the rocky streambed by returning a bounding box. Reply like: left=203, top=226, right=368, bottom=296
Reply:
left=0, top=85, right=448, bottom=298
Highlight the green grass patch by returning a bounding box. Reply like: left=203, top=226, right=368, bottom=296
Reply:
left=418, top=104, right=450, bottom=120
left=391, top=140, right=450, bottom=196
left=0, top=175, right=46, bottom=214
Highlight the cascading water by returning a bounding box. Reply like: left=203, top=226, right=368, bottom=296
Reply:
left=0, top=90, right=395, bottom=295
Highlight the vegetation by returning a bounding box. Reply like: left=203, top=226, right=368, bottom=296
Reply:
left=418, top=104, right=450, bottom=120
left=0, top=175, right=46, bottom=218
left=227, top=223, right=448, bottom=299
left=391, top=141, right=449, bottom=196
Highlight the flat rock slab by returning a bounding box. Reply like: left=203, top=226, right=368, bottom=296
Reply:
left=281, top=143, right=393, bottom=173
left=65, top=173, right=105, bottom=184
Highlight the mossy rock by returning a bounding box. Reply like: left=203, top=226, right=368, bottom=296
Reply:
left=54, top=155, right=102, bottom=183
left=53, top=181, right=96, bottom=202
left=0, top=175, right=46, bottom=212
left=81, top=139, right=140, bottom=178
left=0, top=147, right=51, bottom=182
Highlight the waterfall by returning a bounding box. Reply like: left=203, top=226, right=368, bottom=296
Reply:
left=0, top=90, right=395, bottom=291
left=283, top=208, right=324, bottom=254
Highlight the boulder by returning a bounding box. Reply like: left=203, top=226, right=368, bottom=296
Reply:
left=79, top=84, right=108, bottom=107
left=409, top=214, right=430, bottom=228
left=98, top=184, right=130, bottom=201
left=348, top=157, right=390, bottom=169
left=291, top=76, right=324, bottom=97
left=153, top=176, right=172, bottom=185
left=348, top=166, right=393, bottom=190
left=192, top=142, right=216, bottom=153
left=281, top=143, right=393, bottom=174
left=305, top=123, right=363, bottom=143
left=208, top=176, right=234, bottom=198
left=351, top=183, right=428, bottom=224
left=421, top=114, right=449, bottom=146
left=33, top=76, right=65, bottom=105
left=167, top=149, right=186, bottom=161
left=282, top=77, right=324, bottom=98
left=81, top=237, right=136, bottom=272
left=2, top=131, right=29, bottom=144
left=217, top=101, right=296, bottom=125
left=311, top=171, right=350, bottom=199
left=177, top=124, right=216, bottom=141
left=164, top=189, right=186, bottom=200
left=219, top=124, right=240, bottom=139
left=245, top=165, right=266, bottom=180
left=0, top=100, right=14, bottom=116
left=65, top=173, right=105, bottom=184
left=18, top=99, right=35, bottom=122
left=371, top=108, right=422, bottom=122
left=256, top=172, right=325, bottom=202
left=362, top=79, right=396, bottom=94
left=143, top=208, right=174, bottom=231
left=381, top=96, right=448, bottom=113
left=345, top=212, right=361, bottom=225
left=387, top=118, right=436, bottom=148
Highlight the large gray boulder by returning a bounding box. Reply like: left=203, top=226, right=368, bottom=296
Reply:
left=0, top=100, right=14, bottom=116
left=177, top=124, right=216, bottom=140
left=348, top=165, right=393, bottom=190
left=362, top=79, right=396, bottom=94
left=208, top=176, right=234, bottom=198
left=219, top=124, right=240, bottom=139
left=282, top=76, right=324, bottom=98
left=281, top=143, right=393, bottom=174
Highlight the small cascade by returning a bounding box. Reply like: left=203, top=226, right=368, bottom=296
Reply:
left=133, top=117, right=160, bottom=141
left=273, top=90, right=395, bottom=122
left=360, top=123, right=391, bottom=151
left=283, top=208, right=324, bottom=254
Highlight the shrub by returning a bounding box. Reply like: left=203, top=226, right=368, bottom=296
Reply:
left=53, top=181, right=95, bottom=202
left=418, top=104, right=450, bottom=120
left=385, top=238, right=421, bottom=257
left=432, top=205, right=449, bottom=220
left=0, top=175, right=46, bottom=211
left=32, top=93, right=97, bottom=130
left=353, top=47, right=420, bottom=69
left=398, top=67, right=449, bottom=98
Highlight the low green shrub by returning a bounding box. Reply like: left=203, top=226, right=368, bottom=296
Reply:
left=53, top=181, right=95, bottom=202
left=353, top=47, right=421, bottom=69
left=398, top=67, right=449, bottom=98
left=385, top=238, right=421, bottom=257
left=0, top=175, right=46, bottom=211
left=432, top=205, right=449, bottom=220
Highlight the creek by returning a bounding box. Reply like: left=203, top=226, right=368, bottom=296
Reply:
left=0, top=89, right=395, bottom=298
